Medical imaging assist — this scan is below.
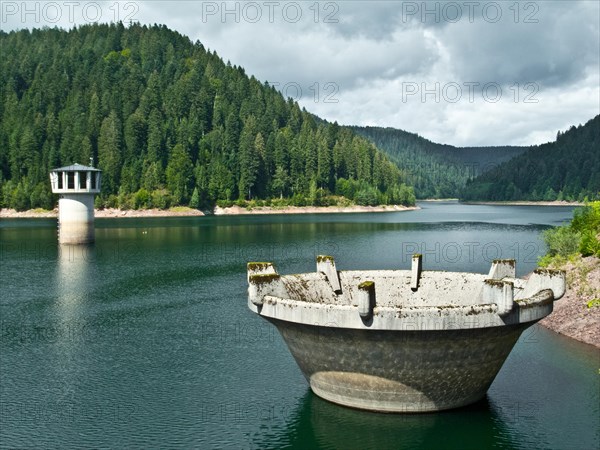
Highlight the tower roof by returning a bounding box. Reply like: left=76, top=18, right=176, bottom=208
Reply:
left=51, top=163, right=101, bottom=172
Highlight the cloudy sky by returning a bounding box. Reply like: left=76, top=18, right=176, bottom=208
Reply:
left=2, top=1, right=599, bottom=146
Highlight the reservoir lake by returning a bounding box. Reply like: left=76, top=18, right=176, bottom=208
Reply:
left=1, top=201, right=598, bottom=449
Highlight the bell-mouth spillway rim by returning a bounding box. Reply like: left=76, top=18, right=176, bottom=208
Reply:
left=246, top=256, right=566, bottom=330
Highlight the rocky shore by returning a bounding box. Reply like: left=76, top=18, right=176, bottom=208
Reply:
left=0, top=204, right=418, bottom=219
left=0, top=207, right=205, bottom=218
left=539, top=256, right=600, bottom=348
left=96, top=208, right=205, bottom=218
left=213, top=204, right=418, bottom=215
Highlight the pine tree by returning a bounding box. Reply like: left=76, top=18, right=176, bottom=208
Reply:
left=272, top=165, right=289, bottom=198
left=189, top=187, right=200, bottom=209
left=166, top=143, right=193, bottom=205
left=238, top=116, right=259, bottom=199
left=98, top=111, right=123, bottom=194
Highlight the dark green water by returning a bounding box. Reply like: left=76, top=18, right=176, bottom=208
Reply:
left=1, top=202, right=598, bottom=449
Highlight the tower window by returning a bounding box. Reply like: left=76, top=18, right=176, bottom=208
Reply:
left=67, top=172, right=75, bottom=189
left=79, top=172, right=87, bottom=189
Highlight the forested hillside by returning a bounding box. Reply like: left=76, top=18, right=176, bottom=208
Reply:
left=351, top=126, right=526, bottom=199
left=0, top=23, right=414, bottom=211
left=461, top=116, right=600, bottom=202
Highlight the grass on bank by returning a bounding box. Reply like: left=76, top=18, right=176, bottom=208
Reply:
left=539, top=201, right=600, bottom=308
left=168, top=206, right=197, bottom=213
left=539, top=201, right=600, bottom=266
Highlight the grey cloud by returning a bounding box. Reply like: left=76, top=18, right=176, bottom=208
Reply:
left=324, top=2, right=406, bottom=40
left=437, top=1, right=599, bottom=87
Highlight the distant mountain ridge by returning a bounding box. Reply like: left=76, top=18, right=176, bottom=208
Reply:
left=461, top=115, right=600, bottom=202
left=350, top=126, right=526, bottom=198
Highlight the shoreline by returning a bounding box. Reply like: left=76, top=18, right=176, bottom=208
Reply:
left=0, top=207, right=206, bottom=219
left=213, top=204, right=418, bottom=215
left=462, top=200, right=584, bottom=206
left=0, top=204, right=418, bottom=219
left=1, top=201, right=583, bottom=218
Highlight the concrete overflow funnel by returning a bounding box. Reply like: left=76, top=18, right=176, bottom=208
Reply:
left=246, top=256, right=567, bottom=413
left=49, top=164, right=101, bottom=244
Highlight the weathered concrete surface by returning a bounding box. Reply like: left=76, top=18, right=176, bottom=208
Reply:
left=274, top=321, right=527, bottom=412
left=247, top=256, right=566, bottom=413
left=58, top=195, right=95, bottom=244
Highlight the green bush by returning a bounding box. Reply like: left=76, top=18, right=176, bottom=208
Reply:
left=572, top=202, right=600, bottom=256
left=151, top=189, right=171, bottom=209
left=335, top=178, right=359, bottom=200
left=580, top=230, right=600, bottom=257
left=106, top=194, right=119, bottom=209
left=334, top=196, right=353, bottom=207
left=355, top=187, right=379, bottom=206
left=94, top=195, right=104, bottom=209
left=29, top=183, right=54, bottom=210
left=313, top=188, right=331, bottom=206
left=118, top=191, right=134, bottom=210
left=543, top=226, right=581, bottom=258
left=541, top=201, right=600, bottom=262
left=12, top=182, right=31, bottom=211
left=268, top=198, right=284, bottom=208
left=290, top=193, right=307, bottom=207
left=134, top=188, right=151, bottom=209
left=216, top=199, right=235, bottom=208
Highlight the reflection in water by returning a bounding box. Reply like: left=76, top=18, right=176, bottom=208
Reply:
left=46, top=244, right=94, bottom=424
left=257, top=392, right=517, bottom=450
left=57, top=245, right=92, bottom=304
left=56, top=244, right=94, bottom=335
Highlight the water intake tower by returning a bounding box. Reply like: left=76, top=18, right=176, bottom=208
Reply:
left=49, top=164, right=101, bottom=244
